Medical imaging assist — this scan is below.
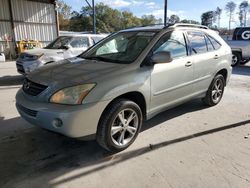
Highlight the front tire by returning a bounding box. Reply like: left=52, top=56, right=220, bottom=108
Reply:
left=202, top=74, right=225, bottom=106
left=96, top=99, right=143, bottom=152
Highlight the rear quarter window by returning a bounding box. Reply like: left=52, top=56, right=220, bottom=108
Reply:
left=207, top=35, right=221, bottom=50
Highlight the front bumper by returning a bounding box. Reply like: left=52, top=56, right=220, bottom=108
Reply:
left=16, top=89, right=110, bottom=138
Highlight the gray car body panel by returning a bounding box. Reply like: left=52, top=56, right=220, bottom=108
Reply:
left=16, top=26, right=232, bottom=138
left=226, top=40, right=250, bottom=59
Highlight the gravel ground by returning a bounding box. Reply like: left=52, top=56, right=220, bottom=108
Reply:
left=0, top=62, right=250, bottom=188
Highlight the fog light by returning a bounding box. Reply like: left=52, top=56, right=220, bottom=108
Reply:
left=52, top=118, right=63, bottom=128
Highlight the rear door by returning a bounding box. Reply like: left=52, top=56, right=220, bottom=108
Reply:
left=150, top=30, right=194, bottom=113
left=186, top=31, right=219, bottom=93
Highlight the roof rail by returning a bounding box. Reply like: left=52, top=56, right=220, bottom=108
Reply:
left=171, top=23, right=209, bottom=29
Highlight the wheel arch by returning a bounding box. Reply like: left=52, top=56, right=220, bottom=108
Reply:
left=216, top=69, right=228, bottom=85
left=98, top=91, right=147, bottom=124
left=232, top=50, right=242, bottom=58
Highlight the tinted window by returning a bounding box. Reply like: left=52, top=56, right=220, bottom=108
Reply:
left=70, top=37, right=89, bottom=48
left=207, top=36, right=221, bottom=50
left=205, top=35, right=214, bottom=51
left=153, top=31, right=187, bottom=59
left=188, top=32, right=207, bottom=54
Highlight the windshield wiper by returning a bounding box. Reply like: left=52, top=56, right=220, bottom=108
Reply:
left=84, top=56, right=109, bottom=61
left=84, top=56, right=130, bottom=64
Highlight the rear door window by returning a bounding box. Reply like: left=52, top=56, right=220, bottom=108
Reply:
left=187, top=32, right=207, bottom=54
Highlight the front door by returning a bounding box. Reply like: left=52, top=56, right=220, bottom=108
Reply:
left=150, top=30, right=194, bottom=114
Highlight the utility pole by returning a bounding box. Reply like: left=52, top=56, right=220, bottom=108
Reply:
left=92, top=0, right=96, bottom=34
left=164, top=0, right=168, bottom=26
left=85, top=0, right=96, bottom=34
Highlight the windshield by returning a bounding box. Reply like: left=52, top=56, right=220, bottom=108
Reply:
left=82, top=31, right=156, bottom=64
left=45, top=36, right=72, bottom=49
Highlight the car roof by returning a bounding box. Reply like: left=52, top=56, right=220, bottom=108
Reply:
left=119, top=23, right=212, bottom=33
left=59, top=34, right=108, bottom=37
left=121, top=25, right=165, bottom=32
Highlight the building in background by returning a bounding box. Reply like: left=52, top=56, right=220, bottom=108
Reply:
left=0, top=0, right=58, bottom=59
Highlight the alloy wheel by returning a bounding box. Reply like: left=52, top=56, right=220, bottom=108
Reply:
left=211, top=78, right=223, bottom=103
left=110, top=108, right=139, bottom=147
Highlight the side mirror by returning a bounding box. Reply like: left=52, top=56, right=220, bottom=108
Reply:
left=151, top=51, right=173, bottom=64
left=61, top=45, right=70, bottom=50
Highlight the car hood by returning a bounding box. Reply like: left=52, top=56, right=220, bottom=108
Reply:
left=24, top=48, right=64, bottom=56
left=27, top=57, right=127, bottom=87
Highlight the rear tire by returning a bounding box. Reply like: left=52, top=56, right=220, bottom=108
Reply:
left=232, top=52, right=241, bottom=67
left=96, top=99, right=143, bottom=152
left=202, top=74, right=225, bottom=107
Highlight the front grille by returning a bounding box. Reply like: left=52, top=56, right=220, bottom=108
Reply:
left=16, top=63, right=25, bottom=73
left=23, top=79, right=48, bottom=96
left=17, top=103, right=38, bottom=117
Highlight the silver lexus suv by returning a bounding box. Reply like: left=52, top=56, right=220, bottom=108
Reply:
left=16, top=24, right=232, bottom=152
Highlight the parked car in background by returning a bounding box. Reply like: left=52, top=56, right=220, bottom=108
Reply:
left=16, top=24, right=232, bottom=152
left=226, top=27, right=250, bottom=66
left=16, top=34, right=107, bottom=74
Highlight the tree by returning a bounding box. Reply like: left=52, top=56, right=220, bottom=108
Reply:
left=56, top=0, right=72, bottom=30
left=69, top=11, right=92, bottom=32
left=67, top=3, right=163, bottom=33
left=141, top=15, right=160, bottom=26
left=120, top=11, right=142, bottom=30
left=215, top=7, right=222, bottom=28
left=239, top=1, right=249, bottom=27
left=225, top=1, right=236, bottom=31
left=180, top=19, right=200, bottom=24
left=201, top=11, right=214, bottom=27
left=169, top=15, right=180, bottom=24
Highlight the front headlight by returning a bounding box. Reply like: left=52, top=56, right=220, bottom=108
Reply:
left=21, top=53, right=44, bottom=61
left=50, top=84, right=96, bottom=105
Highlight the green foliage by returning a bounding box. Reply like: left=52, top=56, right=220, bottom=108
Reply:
left=57, top=0, right=72, bottom=31
left=57, top=0, right=72, bottom=19
left=169, top=15, right=180, bottom=24
left=201, top=11, right=214, bottom=27
left=141, top=15, right=161, bottom=26
left=239, top=1, right=249, bottom=27
left=225, top=1, right=237, bottom=14
left=180, top=19, right=200, bottom=24
left=59, top=2, right=161, bottom=33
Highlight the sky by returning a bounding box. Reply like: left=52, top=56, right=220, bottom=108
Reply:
left=64, top=0, right=250, bottom=28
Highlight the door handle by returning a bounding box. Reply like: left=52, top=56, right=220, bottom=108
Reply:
left=214, top=55, right=219, bottom=59
left=185, top=61, right=193, bottom=67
